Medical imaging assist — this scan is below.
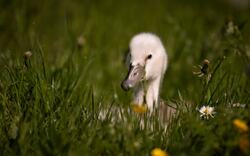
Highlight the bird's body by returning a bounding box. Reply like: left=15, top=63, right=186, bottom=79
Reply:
left=122, top=33, right=168, bottom=111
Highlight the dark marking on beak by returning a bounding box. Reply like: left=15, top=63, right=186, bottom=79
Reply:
left=121, top=64, right=145, bottom=91
left=121, top=80, right=130, bottom=91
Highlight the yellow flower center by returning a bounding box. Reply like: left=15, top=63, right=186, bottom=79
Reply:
left=204, top=108, right=208, bottom=114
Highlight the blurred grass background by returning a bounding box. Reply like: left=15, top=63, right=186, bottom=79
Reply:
left=0, top=0, right=250, bottom=155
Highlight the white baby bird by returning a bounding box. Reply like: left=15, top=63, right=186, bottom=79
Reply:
left=121, top=33, right=168, bottom=111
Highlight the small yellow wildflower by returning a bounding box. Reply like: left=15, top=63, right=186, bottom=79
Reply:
left=131, top=103, right=147, bottom=113
left=233, top=119, right=249, bottom=133
left=239, top=135, right=250, bottom=153
left=151, top=148, right=168, bottom=156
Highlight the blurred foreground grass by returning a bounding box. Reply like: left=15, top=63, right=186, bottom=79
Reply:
left=0, top=0, right=250, bottom=155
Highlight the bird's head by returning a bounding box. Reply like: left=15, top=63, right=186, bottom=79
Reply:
left=121, top=33, right=167, bottom=91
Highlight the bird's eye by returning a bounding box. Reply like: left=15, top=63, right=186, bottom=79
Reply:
left=147, top=54, right=152, bottom=60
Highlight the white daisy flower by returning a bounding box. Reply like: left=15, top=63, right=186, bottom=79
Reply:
left=199, top=106, right=215, bottom=119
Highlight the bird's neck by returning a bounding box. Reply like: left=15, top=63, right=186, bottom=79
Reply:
left=133, top=76, right=162, bottom=111
left=145, top=76, right=162, bottom=110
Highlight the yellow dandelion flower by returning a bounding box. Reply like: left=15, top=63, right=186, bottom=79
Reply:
left=131, top=103, right=147, bottom=113
left=233, top=119, right=249, bottom=133
left=151, top=148, right=168, bottom=156
left=239, top=135, right=250, bottom=153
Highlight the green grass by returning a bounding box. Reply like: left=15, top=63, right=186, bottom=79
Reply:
left=0, top=0, right=250, bottom=155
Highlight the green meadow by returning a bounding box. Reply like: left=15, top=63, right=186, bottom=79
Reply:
left=0, top=0, right=250, bottom=155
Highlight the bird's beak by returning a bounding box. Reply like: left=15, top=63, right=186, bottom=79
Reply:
left=121, top=64, right=145, bottom=91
